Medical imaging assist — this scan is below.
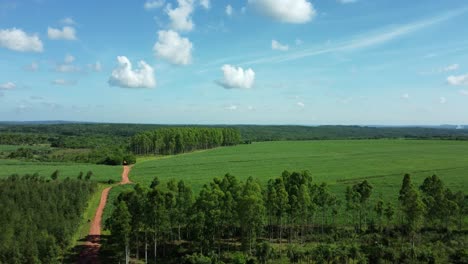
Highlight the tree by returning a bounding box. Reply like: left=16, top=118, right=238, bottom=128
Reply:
left=51, top=170, right=59, bottom=180
left=399, top=174, right=425, bottom=232
left=238, top=177, right=266, bottom=254
left=352, top=180, right=373, bottom=231
left=108, top=201, right=132, bottom=264
left=85, top=171, right=93, bottom=181
left=374, top=199, right=384, bottom=231
left=384, top=202, right=395, bottom=227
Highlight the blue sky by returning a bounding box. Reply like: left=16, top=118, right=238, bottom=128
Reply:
left=1, top=0, right=468, bottom=125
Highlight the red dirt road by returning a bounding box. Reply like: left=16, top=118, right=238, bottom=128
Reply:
left=79, top=165, right=132, bottom=263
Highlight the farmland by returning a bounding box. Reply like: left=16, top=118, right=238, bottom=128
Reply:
left=130, top=139, right=468, bottom=197
left=0, top=159, right=122, bottom=182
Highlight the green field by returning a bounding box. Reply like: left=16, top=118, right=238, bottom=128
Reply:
left=130, top=140, right=468, bottom=200
left=0, top=159, right=122, bottom=182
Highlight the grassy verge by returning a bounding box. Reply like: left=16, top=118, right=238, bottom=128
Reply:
left=71, top=183, right=111, bottom=245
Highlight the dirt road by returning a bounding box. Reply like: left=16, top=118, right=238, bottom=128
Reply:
left=79, top=165, right=132, bottom=263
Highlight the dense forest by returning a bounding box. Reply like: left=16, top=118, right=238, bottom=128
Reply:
left=130, top=128, right=241, bottom=155
left=0, top=174, right=97, bottom=263
left=104, top=172, right=468, bottom=264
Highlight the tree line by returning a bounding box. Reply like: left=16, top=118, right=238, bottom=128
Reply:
left=105, top=172, right=468, bottom=264
left=129, top=128, right=241, bottom=155
left=0, top=174, right=97, bottom=263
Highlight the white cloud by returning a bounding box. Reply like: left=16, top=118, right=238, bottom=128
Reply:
left=460, top=90, right=468, bottom=96
left=0, top=28, right=43, bottom=52
left=225, top=105, right=238, bottom=111
left=440, top=97, right=447, bottom=104
left=88, top=61, right=102, bottom=72
left=166, top=0, right=195, bottom=32
left=56, top=64, right=80, bottom=72
left=60, top=17, right=76, bottom=25
left=200, top=0, right=210, bottom=9
left=64, top=54, right=75, bottom=63
left=447, top=74, right=468, bottom=86
left=218, top=64, right=255, bottom=89
left=247, top=105, right=255, bottom=111
left=109, top=56, right=156, bottom=89
left=338, top=0, right=357, bottom=3
left=0, top=82, right=16, bottom=90
left=235, top=8, right=467, bottom=66
left=272, top=40, right=289, bottom=51
left=24, top=62, right=39, bottom=71
left=226, top=5, right=233, bottom=16
left=144, top=0, right=165, bottom=10
left=442, top=64, right=459, bottom=72
left=52, top=79, right=76, bottom=86
left=401, top=93, right=410, bottom=100
left=154, top=30, right=193, bottom=65
left=248, top=0, right=316, bottom=24
left=297, top=101, right=305, bottom=108
left=48, top=26, right=77, bottom=40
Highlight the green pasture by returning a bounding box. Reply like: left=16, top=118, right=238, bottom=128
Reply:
left=130, top=140, right=468, bottom=200
left=0, top=159, right=122, bottom=182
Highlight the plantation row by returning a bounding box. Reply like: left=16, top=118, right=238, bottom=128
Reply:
left=129, top=127, right=241, bottom=155
left=105, top=172, right=468, bottom=263
left=0, top=175, right=96, bottom=264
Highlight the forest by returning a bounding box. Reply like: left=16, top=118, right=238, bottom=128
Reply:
left=129, top=127, right=241, bottom=155
left=0, top=174, right=97, bottom=263
left=103, top=172, right=468, bottom=264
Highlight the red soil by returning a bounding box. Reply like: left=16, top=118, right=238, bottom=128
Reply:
left=78, top=165, right=132, bottom=263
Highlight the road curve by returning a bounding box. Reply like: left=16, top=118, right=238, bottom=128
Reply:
left=79, top=165, right=132, bottom=263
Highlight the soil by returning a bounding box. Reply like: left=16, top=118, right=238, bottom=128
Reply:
left=78, top=165, right=132, bottom=263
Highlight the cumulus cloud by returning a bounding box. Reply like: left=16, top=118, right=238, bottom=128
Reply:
left=218, top=64, right=255, bottom=89
left=154, top=30, right=193, bottom=65
left=248, top=0, right=316, bottom=24
left=52, top=79, right=76, bottom=86
left=439, top=97, right=447, bottom=104
left=109, top=56, right=156, bottom=89
left=226, top=5, right=233, bottom=16
left=166, top=0, right=195, bottom=32
left=447, top=74, right=468, bottom=86
left=48, top=26, right=77, bottom=40
left=88, top=61, right=102, bottom=72
left=297, top=101, right=305, bottom=108
left=60, top=17, right=76, bottom=25
left=145, top=0, right=165, bottom=9
left=0, top=28, right=43, bottom=52
left=200, top=0, right=210, bottom=9
left=272, top=40, right=289, bottom=51
left=0, top=82, right=16, bottom=90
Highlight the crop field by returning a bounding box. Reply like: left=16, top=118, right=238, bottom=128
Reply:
left=131, top=140, right=468, bottom=200
left=0, top=159, right=122, bottom=182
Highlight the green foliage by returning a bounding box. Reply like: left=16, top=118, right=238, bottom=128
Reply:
left=0, top=175, right=96, bottom=263
left=130, top=127, right=241, bottom=155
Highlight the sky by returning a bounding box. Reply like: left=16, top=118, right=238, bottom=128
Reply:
left=1, top=0, right=468, bottom=125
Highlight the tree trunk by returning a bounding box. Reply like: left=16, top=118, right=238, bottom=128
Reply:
left=145, top=231, right=148, bottom=264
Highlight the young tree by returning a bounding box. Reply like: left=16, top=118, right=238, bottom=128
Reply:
left=51, top=170, right=59, bottom=180
left=238, top=177, right=266, bottom=255
left=374, top=199, right=384, bottom=231
left=109, top=201, right=132, bottom=264
left=352, top=180, right=373, bottom=231
left=399, top=174, right=425, bottom=232
left=384, top=202, right=395, bottom=227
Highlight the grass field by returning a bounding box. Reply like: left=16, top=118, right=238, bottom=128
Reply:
left=0, top=159, right=122, bottom=182
left=130, top=140, right=468, bottom=201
